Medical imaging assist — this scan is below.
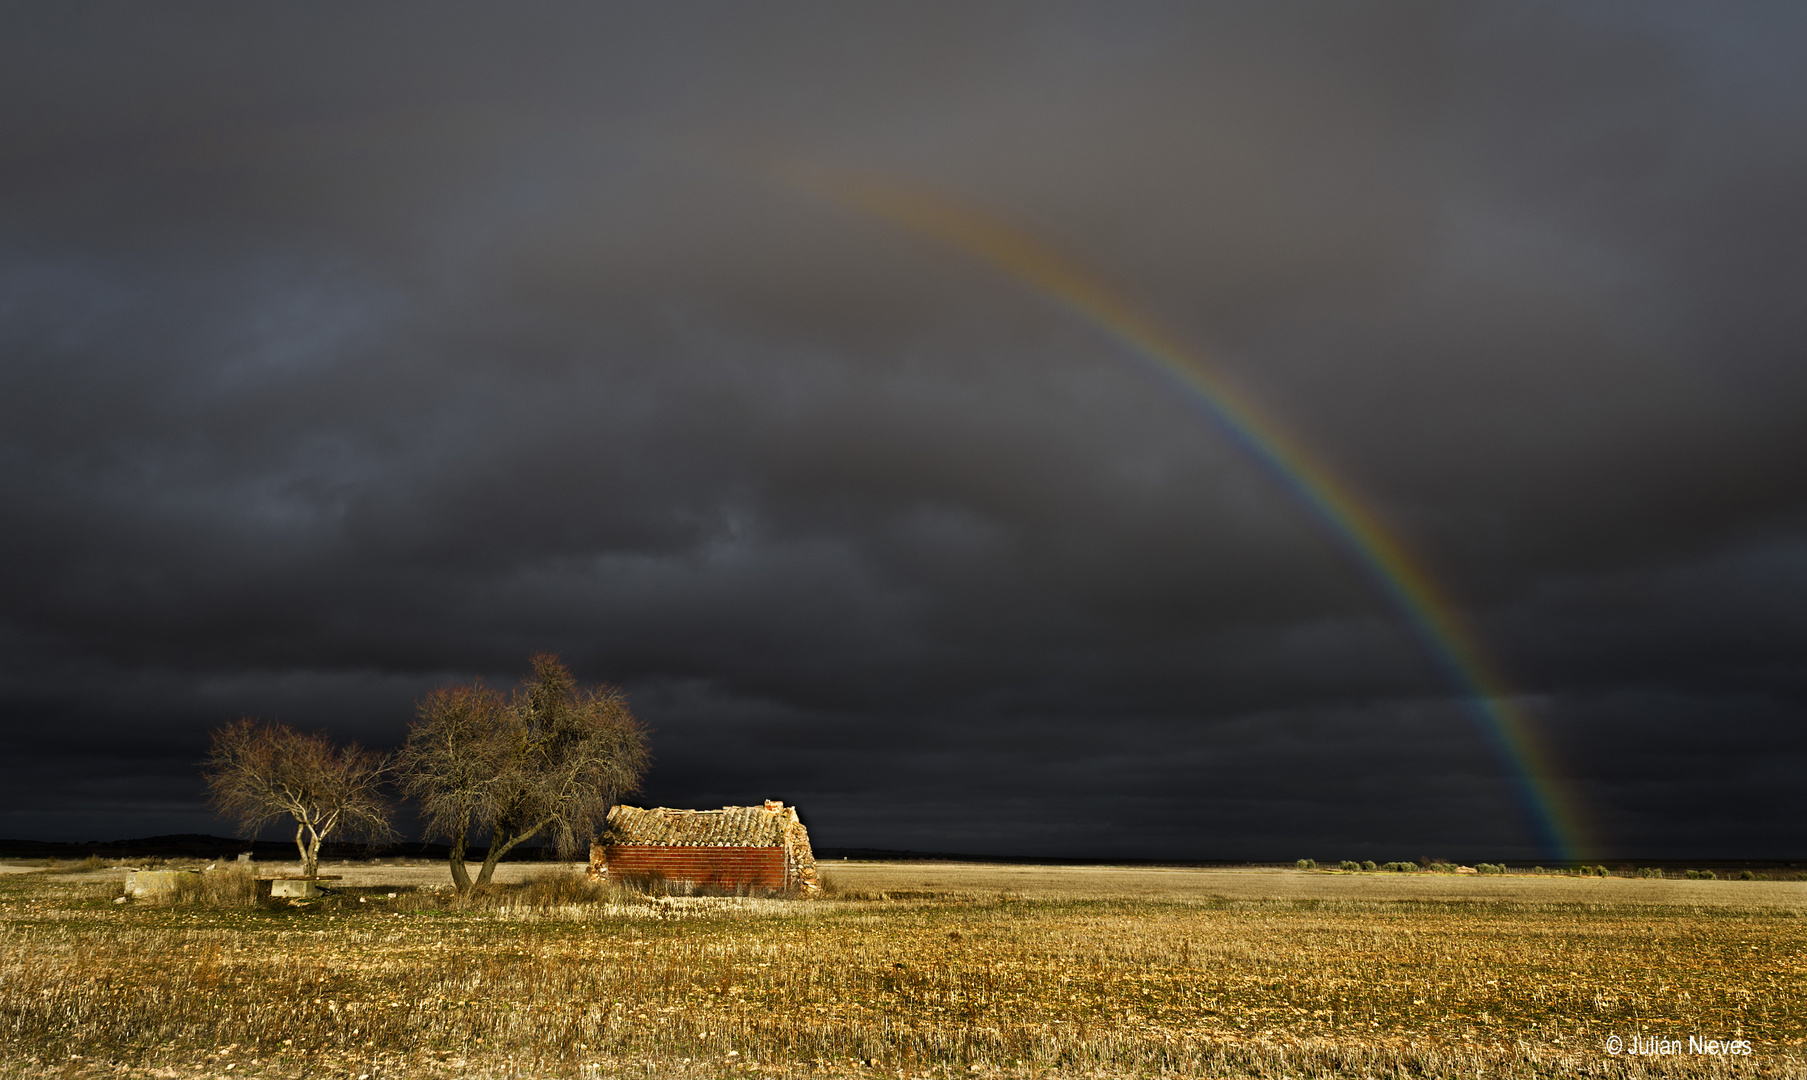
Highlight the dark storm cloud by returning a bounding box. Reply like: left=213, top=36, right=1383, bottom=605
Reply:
left=2, top=3, right=1804, bottom=858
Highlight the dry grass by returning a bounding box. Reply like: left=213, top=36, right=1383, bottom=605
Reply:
left=0, top=863, right=1802, bottom=1079
left=815, top=861, right=1807, bottom=907
left=168, top=865, right=262, bottom=908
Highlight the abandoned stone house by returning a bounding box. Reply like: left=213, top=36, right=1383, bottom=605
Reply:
left=588, top=800, right=820, bottom=895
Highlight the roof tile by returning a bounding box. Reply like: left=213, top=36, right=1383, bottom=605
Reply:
left=605, top=804, right=788, bottom=847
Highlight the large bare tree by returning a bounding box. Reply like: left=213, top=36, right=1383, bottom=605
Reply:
left=396, top=682, right=508, bottom=893
left=400, top=655, right=651, bottom=893
left=203, top=718, right=394, bottom=877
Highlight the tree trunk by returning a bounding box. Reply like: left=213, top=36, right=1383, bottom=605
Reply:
left=448, top=805, right=473, bottom=894
left=293, top=823, right=309, bottom=873
left=303, top=811, right=340, bottom=879
left=473, top=818, right=551, bottom=888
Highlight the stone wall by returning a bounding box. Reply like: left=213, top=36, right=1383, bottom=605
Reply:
left=779, top=807, right=820, bottom=895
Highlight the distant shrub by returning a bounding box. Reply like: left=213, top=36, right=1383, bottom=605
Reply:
left=1294, top=859, right=1317, bottom=871
left=1361, top=860, right=1377, bottom=872
left=450, top=872, right=668, bottom=911
left=1532, top=866, right=1547, bottom=875
left=1428, top=861, right=1456, bottom=874
left=1339, top=860, right=1361, bottom=872
left=818, top=873, right=879, bottom=901
left=1381, top=861, right=1416, bottom=873
left=169, top=865, right=260, bottom=908
left=1475, top=863, right=1507, bottom=875
left=1739, top=870, right=1758, bottom=881
left=515, top=872, right=612, bottom=906
left=1637, top=867, right=1663, bottom=879
left=1685, top=869, right=1716, bottom=880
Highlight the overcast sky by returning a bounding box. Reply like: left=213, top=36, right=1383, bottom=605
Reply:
left=3, top=3, right=1804, bottom=860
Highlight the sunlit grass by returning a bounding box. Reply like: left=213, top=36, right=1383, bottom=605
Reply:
left=1, top=864, right=1802, bottom=1078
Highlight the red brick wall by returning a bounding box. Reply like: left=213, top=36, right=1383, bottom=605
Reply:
left=599, top=845, right=788, bottom=890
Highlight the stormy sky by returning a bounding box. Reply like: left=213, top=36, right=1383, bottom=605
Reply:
left=3, top=4, right=1804, bottom=861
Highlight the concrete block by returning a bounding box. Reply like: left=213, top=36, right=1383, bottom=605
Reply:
left=269, top=878, right=319, bottom=899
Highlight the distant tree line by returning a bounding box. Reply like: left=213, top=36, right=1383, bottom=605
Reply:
left=202, top=654, right=650, bottom=894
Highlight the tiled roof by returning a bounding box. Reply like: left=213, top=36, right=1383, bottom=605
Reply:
left=605, top=804, right=789, bottom=848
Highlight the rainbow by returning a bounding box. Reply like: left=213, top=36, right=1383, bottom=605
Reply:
left=796, top=171, right=1590, bottom=861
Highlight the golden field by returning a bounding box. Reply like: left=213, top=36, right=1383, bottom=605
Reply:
left=1, top=860, right=1803, bottom=1079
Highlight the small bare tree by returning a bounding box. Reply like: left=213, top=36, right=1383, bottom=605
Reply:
left=400, top=655, right=651, bottom=893
left=204, top=718, right=394, bottom=877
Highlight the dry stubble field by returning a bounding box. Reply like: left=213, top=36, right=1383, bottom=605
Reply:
left=1, top=860, right=1803, bottom=1080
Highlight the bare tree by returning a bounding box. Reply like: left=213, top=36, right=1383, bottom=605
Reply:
left=400, top=655, right=651, bottom=893
left=396, top=683, right=507, bottom=893
left=203, top=718, right=394, bottom=877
